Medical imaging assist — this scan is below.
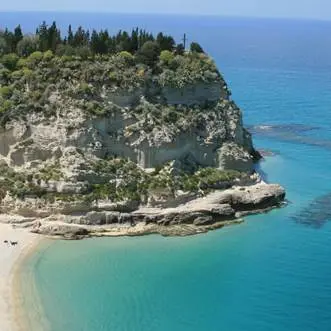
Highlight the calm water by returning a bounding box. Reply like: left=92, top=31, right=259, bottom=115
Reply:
left=4, top=13, right=331, bottom=331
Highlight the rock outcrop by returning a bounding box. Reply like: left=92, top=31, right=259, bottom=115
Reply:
left=3, top=181, right=285, bottom=239
left=0, top=51, right=285, bottom=238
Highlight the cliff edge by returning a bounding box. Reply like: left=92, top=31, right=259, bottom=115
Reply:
left=0, top=42, right=285, bottom=238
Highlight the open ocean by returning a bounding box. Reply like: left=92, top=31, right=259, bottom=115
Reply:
left=2, top=12, right=331, bottom=331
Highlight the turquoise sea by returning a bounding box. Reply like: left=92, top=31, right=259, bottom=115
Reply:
left=2, top=13, right=331, bottom=331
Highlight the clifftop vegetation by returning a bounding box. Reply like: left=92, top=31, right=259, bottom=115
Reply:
left=0, top=22, right=204, bottom=61
left=0, top=22, right=224, bottom=122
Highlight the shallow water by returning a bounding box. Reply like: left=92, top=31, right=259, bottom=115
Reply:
left=5, top=13, right=331, bottom=331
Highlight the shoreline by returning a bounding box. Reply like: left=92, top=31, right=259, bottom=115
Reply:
left=0, top=223, right=42, bottom=331
left=0, top=182, right=286, bottom=330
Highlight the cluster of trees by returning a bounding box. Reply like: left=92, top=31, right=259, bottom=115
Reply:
left=0, top=22, right=204, bottom=64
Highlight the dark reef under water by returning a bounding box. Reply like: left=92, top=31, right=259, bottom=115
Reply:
left=291, top=192, right=331, bottom=229
left=249, top=124, right=331, bottom=151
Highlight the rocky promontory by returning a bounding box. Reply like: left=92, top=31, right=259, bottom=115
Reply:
left=0, top=24, right=285, bottom=238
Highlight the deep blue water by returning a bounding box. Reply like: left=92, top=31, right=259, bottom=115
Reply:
left=5, top=13, right=331, bottom=331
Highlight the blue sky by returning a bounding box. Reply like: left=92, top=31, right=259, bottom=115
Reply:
left=0, top=0, right=329, bottom=21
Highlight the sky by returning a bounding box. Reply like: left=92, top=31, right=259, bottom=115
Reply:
left=0, top=0, right=330, bottom=21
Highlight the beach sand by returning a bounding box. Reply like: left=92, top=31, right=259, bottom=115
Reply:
left=0, top=222, right=40, bottom=331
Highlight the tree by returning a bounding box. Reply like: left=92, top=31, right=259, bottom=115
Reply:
left=3, top=29, right=15, bottom=53
left=115, top=31, right=131, bottom=53
left=156, top=33, right=175, bottom=51
left=13, top=25, right=23, bottom=50
left=73, top=26, right=89, bottom=47
left=36, top=21, right=49, bottom=52
left=130, top=28, right=139, bottom=52
left=90, top=30, right=110, bottom=54
left=47, top=21, right=61, bottom=52
left=175, top=43, right=185, bottom=55
left=67, top=25, right=74, bottom=46
left=138, top=29, right=154, bottom=49
left=16, top=35, right=39, bottom=57
left=136, top=41, right=160, bottom=66
left=190, top=42, right=204, bottom=53
left=0, top=36, right=9, bottom=56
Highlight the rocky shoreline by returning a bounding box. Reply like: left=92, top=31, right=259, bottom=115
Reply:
left=1, top=181, right=286, bottom=239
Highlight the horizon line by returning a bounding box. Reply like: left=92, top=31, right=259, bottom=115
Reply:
left=0, top=10, right=331, bottom=23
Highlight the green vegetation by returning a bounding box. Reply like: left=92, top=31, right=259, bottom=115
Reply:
left=190, top=42, right=204, bottom=54
left=35, top=162, right=64, bottom=182
left=0, top=49, right=221, bottom=125
left=85, top=159, right=245, bottom=203
left=0, top=23, right=233, bottom=205
left=0, top=162, right=46, bottom=200
left=0, top=22, right=201, bottom=60
left=0, top=158, right=245, bottom=203
left=0, top=22, right=224, bottom=126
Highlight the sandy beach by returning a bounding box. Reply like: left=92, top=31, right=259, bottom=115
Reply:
left=0, top=222, right=40, bottom=331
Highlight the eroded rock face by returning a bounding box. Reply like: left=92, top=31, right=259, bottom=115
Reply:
left=15, top=182, right=285, bottom=238
left=0, top=82, right=257, bottom=174
left=0, top=54, right=285, bottom=238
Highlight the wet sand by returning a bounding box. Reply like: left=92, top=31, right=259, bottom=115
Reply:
left=0, top=223, right=40, bottom=331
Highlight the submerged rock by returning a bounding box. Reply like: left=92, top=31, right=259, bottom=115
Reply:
left=291, top=193, right=331, bottom=229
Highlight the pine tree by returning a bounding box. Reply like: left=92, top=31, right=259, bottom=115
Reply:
left=13, top=25, right=23, bottom=50
left=130, top=28, right=139, bottom=52
left=190, top=42, right=204, bottom=53
left=73, top=26, right=89, bottom=47
left=3, top=28, right=15, bottom=53
left=156, top=33, right=175, bottom=52
left=47, top=21, right=61, bottom=52
left=90, top=30, right=99, bottom=54
left=67, top=25, right=74, bottom=46
left=37, top=21, right=49, bottom=52
left=175, top=43, right=185, bottom=55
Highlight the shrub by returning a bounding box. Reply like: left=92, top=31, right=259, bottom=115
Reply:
left=56, top=44, right=76, bottom=57
left=75, top=46, right=92, bottom=60
left=43, top=50, right=54, bottom=61
left=17, top=58, right=27, bottom=68
left=0, top=67, right=10, bottom=81
left=77, top=82, right=93, bottom=97
left=159, top=50, right=174, bottom=65
left=136, top=41, right=160, bottom=66
left=26, top=51, right=43, bottom=67
left=0, top=100, right=13, bottom=113
left=60, top=55, right=74, bottom=63
left=16, top=35, right=39, bottom=57
left=1, top=53, right=19, bottom=71
left=10, top=70, right=24, bottom=80
left=22, top=67, right=33, bottom=79
left=0, top=86, right=13, bottom=99
left=118, top=51, right=134, bottom=64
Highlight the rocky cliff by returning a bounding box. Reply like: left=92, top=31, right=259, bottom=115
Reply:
left=0, top=51, right=285, bottom=237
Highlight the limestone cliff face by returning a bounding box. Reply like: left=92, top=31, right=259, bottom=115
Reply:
left=0, top=53, right=286, bottom=237
left=0, top=81, right=256, bottom=176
